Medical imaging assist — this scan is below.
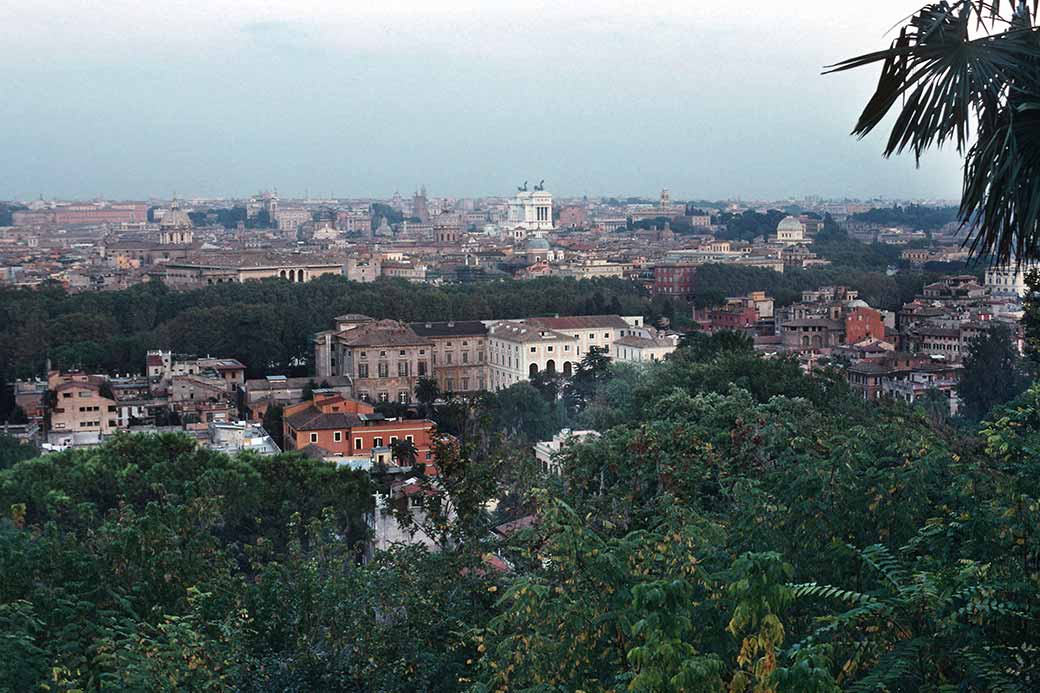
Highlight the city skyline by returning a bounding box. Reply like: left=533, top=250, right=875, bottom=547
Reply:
left=3, top=1, right=962, bottom=201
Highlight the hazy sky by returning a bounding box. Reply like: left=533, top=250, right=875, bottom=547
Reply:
left=1, top=1, right=964, bottom=201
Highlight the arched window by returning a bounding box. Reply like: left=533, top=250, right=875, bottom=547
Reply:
left=801, top=335, right=810, bottom=347
left=279, top=269, right=286, bottom=279
left=563, top=362, right=573, bottom=377
left=288, top=269, right=296, bottom=282
left=529, top=363, right=538, bottom=378
left=546, top=359, right=556, bottom=374
left=297, top=270, right=305, bottom=282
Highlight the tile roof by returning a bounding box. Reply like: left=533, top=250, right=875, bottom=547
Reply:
left=285, top=405, right=363, bottom=431
left=489, top=322, right=575, bottom=343
left=526, top=315, right=631, bottom=330
left=409, top=320, right=488, bottom=337
left=335, top=321, right=432, bottom=347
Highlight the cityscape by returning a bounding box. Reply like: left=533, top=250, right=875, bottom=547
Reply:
left=2, top=1, right=1039, bottom=691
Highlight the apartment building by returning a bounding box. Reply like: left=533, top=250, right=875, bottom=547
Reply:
left=408, top=320, right=488, bottom=393
left=314, top=316, right=433, bottom=403
left=283, top=393, right=438, bottom=473
left=48, top=375, right=119, bottom=446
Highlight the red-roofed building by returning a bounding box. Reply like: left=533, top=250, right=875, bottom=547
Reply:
left=282, top=393, right=439, bottom=473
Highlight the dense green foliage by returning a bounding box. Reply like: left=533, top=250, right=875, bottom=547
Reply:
left=0, top=276, right=650, bottom=383
left=3, top=339, right=1038, bottom=691
left=957, top=323, right=1033, bottom=421
left=848, top=204, right=959, bottom=231
left=690, top=263, right=942, bottom=310
left=0, top=434, right=36, bottom=471
left=713, top=209, right=786, bottom=242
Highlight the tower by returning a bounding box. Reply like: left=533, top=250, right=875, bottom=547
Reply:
left=413, top=186, right=430, bottom=224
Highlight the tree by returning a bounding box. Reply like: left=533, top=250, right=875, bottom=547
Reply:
left=415, top=376, right=441, bottom=418
left=485, top=382, right=559, bottom=441
left=831, top=1, right=1040, bottom=262
left=262, top=404, right=284, bottom=449
left=390, top=438, right=419, bottom=469
left=6, top=406, right=28, bottom=425
left=1024, top=268, right=1040, bottom=364
left=301, top=379, right=317, bottom=401
left=563, top=346, right=613, bottom=413
left=0, top=434, right=37, bottom=471
left=957, top=323, right=1030, bottom=421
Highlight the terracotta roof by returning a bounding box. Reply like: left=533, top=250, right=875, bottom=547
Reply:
left=335, top=321, right=431, bottom=347
left=527, top=315, right=630, bottom=330
left=489, top=322, right=575, bottom=343
left=285, top=405, right=362, bottom=431
left=493, top=514, right=537, bottom=537
left=782, top=318, right=843, bottom=329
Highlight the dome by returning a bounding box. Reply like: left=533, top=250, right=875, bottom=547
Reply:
left=160, top=202, right=193, bottom=229
left=846, top=299, right=870, bottom=309
left=777, top=216, right=804, bottom=233
left=526, top=236, right=550, bottom=251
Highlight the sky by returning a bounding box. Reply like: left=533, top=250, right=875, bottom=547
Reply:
left=1, top=1, right=965, bottom=202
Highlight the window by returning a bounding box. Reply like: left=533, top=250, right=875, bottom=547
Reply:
left=379, top=351, right=386, bottom=357
left=604, top=333, right=609, bottom=338
left=547, top=346, right=553, bottom=352
left=360, top=351, right=367, bottom=360
left=589, top=333, right=595, bottom=339
left=378, top=363, right=388, bottom=378
left=398, top=362, right=409, bottom=376
left=530, top=346, right=536, bottom=353
left=398, top=391, right=408, bottom=403
left=374, top=437, right=383, bottom=447
left=62, top=393, right=72, bottom=399
left=309, top=433, right=318, bottom=443
left=358, top=391, right=370, bottom=402
left=406, top=435, right=414, bottom=443
left=354, top=437, right=363, bottom=450
left=461, top=377, right=469, bottom=390
left=333, top=431, right=342, bottom=442
left=418, top=361, right=427, bottom=376
left=399, top=350, right=406, bottom=356
left=446, top=353, right=453, bottom=364
left=419, top=349, right=425, bottom=355
left=462, top=352, right=469, bottom=363
left=478, top=352, right=484, bottom=362
left=358, top=363, right=369, bottom=378
left=390, top=436, right=398, bottom=444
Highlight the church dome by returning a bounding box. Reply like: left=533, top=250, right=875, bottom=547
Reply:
left=160, top=202, right=193, bottom=229
left=526, top=236, right=550, bottom=251
left=777, top=216, right=803, bottom=233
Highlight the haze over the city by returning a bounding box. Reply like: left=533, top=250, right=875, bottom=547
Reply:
left=3, top=0, right=963, bottom=201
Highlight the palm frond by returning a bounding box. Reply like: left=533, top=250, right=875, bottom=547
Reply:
left=829, top=0, right=1040, bottom=264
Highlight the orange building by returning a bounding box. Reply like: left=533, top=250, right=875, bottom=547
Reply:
left=49, top=375, right=119, bottom=439
left=282, top=394, right=438, bottom=473
left=845, top=307, right=886, bottom=345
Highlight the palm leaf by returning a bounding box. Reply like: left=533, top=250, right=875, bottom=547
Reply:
left=828, top=1, right=1040, bottom=263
